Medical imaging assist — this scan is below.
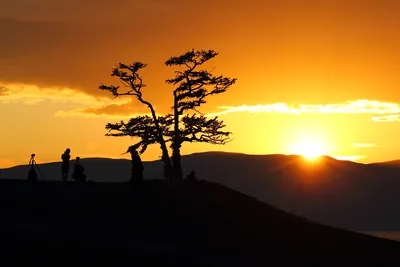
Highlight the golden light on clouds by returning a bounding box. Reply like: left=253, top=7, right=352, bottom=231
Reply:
left=334, top=155, right=367, bottom=161
left=211, top=100, right=400, bottom=120
left=4, top=82, right=400, bottom=123
left=372, top=115, right=400, bottom=122
left=0, top=83, right=115, bottom=106
left=353, top=143, right=376, bottom=148
left=2, top=0, right=400, bottom=167
left=0, top=82, right=141, bottom=117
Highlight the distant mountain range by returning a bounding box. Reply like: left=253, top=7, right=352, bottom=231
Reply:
left=2, top=151, right=400, bottom=231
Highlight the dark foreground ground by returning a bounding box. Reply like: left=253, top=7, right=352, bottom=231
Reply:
left=0, top=179, right=399, bottom=266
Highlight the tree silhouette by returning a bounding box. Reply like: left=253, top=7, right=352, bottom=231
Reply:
left=101, top=50, right=236, bottom=180
left=99, top=63, right=174, bottom=179
left=105, top=115, right=173, bottom=154
left=165, top=49, right=236, bottom=179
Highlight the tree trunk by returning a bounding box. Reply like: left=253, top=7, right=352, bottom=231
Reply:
left=172, top=90, right=183, bottom=180
left=139, top=98, right=173, bottom=179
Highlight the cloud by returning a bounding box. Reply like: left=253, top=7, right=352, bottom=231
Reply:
left=212, top=100, right=400, bottom=116
left=372, top=115, right=400, bottom=122
left=0, top=1, right=194, bottom=95
left=0, top=85, right=8, bottom=95
left=55, top=102, right=151, bottom=119
left=53, top=98, right=400, bottom=120
left=332, top=155, right=366, bottom=161
left=209, top=100, right=400, bottom=122
left=0, top=1, right=171, bottom=22
left=0, top=17, right=117, bottom=92
left=0, top=82, right=164, bottom=118
left=353, top=143, right=376, bottom=148
left=55, top=109, right=154, bottom=119
left=4, top=86, right=400, bottom=122
left=0, top=82, right=128, bottom=107
left=80, top=102, right=142, bottom=116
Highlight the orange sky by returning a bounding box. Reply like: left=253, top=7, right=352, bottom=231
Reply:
left=1, top=0, right=400, bottom=167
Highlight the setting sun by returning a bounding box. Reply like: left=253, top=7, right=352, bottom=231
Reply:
left=291, top=142, right=326, bottom=160
left=288, top=133, right=329, bottom=160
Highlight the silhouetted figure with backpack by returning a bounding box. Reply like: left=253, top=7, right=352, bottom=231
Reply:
left=72, top=157, right=86, bottom=183
left=61, top=148, right=71, bottom=181
left=187, top=171, right=197, bottom=181
left=127, top=146, right=144, bottom=183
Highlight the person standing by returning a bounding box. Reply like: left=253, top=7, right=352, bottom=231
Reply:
left=61, top=148, right=71, bottom=181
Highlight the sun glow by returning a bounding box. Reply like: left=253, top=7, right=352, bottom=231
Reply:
left=291, top=143, right=326, bottom=160
left=288, top=134, right=329, bottom=160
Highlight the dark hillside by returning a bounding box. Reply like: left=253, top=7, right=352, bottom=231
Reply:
left=0, top=179, right=399, bottom=266
left=2, top=152, right=400, bottom=230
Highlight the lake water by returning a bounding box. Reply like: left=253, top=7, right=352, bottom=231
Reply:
left=361, top=231, right=400, bottom=241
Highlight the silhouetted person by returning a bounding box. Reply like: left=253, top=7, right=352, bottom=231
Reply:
left=72, top=157, right=86, bottom=182
left=61, top=148, right=71, bottom=181
left=187, top=171, right=197, bottom=181
left=129, top=147, right=144, bottom=183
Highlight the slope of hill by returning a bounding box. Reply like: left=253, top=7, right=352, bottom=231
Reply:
left=369, top=159, right=400, bottom=167
left=2, top=152, right=400, bottom=230
left=181, top=152, right=400, bottom=231
left=0, top=179, right=399, bottom=266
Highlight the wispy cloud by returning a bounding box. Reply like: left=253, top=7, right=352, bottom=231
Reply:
left=0, top=85, right=8, bottom=95
left=54, top=100, right=148, bottom=118
left=353, top=143, right=376, bottom=148
left=55, top=109, right=152, bottom=119
left=0, top=83, right=123, bottom=106
left=4, top=86, right=400, bottom=122
left=0, top=82, right=161, bottom=118
left=209, top=100, right=400, bottom=122
left=372, top=115, right=400, bottom=122
left=332, top=155, right=367, bottom=162
left=58, top=99, right=400, bottom=120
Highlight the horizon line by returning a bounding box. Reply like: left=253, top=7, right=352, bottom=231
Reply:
left=1, top=151, right=398, bottom=169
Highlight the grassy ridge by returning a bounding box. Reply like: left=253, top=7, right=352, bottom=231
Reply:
left=0, top=179, right=399, bottom=266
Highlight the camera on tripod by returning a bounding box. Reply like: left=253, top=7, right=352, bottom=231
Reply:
left=27, top=153, right=44, bottom=181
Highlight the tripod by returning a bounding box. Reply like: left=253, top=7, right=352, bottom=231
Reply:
left=28, top=154, right=45, bottom=181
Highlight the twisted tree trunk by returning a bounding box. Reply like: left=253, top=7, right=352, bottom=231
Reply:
left=172, top=90, right=183, bottom=180
left=139, top=98, right=173, bottom=180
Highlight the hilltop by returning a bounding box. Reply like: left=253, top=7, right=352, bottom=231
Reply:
left=2, top=152, right=400, bottom=230
left=0, top=179, right=399, bottom=266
